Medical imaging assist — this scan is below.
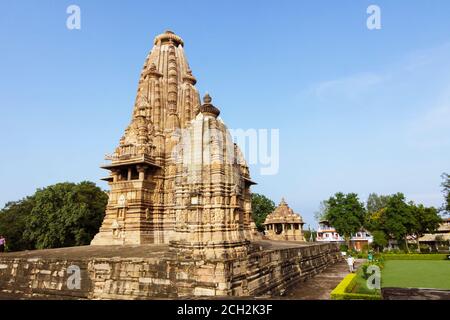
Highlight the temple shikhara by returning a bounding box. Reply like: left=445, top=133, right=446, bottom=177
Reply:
left=264, top=198, right=305, bottom=241
left=91, top=30, right=257, bottom=258
left=0, top=30, right=340, bottom=299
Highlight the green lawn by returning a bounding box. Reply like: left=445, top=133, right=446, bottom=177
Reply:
left=382, top=260, right=450, bottom=290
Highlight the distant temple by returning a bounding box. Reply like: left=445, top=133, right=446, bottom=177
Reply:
left=316, top=219, right=373, bottom=251
left=264, top=198, right=305, bottom=241
left=91, top=30, right=257, bottom=259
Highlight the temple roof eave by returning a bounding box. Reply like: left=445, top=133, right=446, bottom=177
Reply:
left=263, top=198, right=306, bottom=225
left=264, top=219, right=304, bottom=225
left=100, top=157, right=161, bottom=171
left=243, top=177, right=257, bottom=185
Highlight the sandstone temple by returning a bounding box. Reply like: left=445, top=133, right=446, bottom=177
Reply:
left=264, top=198, right=305, bottom=241
left=0, top=31, right=340, bottom=299
left=90, top=30, right=257, bottom=259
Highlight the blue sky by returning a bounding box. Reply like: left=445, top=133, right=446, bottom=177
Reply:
left=1, top=0, right=449, bottom=227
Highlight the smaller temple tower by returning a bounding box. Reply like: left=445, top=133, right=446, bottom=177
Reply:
left=264, top=198, right=305, bottom=241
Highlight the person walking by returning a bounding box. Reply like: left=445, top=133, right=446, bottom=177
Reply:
left=0, top=235, right=5, bottom=253
left=347, top=255, right=355, bottom=273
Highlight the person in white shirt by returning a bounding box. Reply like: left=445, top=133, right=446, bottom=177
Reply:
left=347, top=255, right=355, bottom=273
left=0, top=235, right=5, bottom=253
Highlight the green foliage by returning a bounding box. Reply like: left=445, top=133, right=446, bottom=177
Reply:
left=355, top=265, right=383, bottom=297
left=419, top=243, right=432, bottom=252
left=361, top=261, right=384, bottom=280
left=345, top=250, right=366, bottom=258
left=0, top=181, right=107, bottom=251
left=303, top=229, right=316, bottom=242
left=409, top=203, right=441, bottom=240
left=366, top=193, right=391, bottom=214
left=0, top=197, right=36, bottom=251
left=24, top=182, right=107, bottom=249
left=324, top=192, right=366, bottom=242
left=366, top=193, right=441, bottom=252
left=331, top=291, right=382, bottom=300
left=251, top=193, right=275, bottom=232
left=383, top=193, right=414, bottom=242
left=381, top=254, right=448, bottom=260
left=330, top=274, right=356, bottom=299
left=371, top=230, right=388, bottom=250
left=330, top=274, right=381, bottom=300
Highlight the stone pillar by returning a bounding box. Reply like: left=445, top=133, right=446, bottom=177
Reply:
left=137, top=165, right=147, bottom=180
left=112, top=169, right=119, bottom=183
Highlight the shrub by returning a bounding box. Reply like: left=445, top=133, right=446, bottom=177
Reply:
left=384, top=248, right=406, bottom=254
left=382, top=254, right=448, bottom=260
left=330, top=274, right=382, bottom=300
left=361, top=261, right=384, bottom=280
left=361, top=264, right=369, bottom=279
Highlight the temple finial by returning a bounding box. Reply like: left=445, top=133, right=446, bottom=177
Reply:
left=154, top=30, right=184, bottom=47
left=203, top=93, right=212, bottom=104
left=199, top=92, right=220, bottom=117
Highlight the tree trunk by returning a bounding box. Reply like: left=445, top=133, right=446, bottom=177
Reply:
left=404, top=235, right=410, bottom=253
left=416, top=235, right=421, bottom=253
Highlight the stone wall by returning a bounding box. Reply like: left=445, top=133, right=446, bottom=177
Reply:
left=0, top=242, right=340, bottom=299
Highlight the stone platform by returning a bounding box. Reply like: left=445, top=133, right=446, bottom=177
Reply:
left=0, top=241, right=340, bottom=299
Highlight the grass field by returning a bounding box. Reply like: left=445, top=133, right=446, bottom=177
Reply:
left=382, top=260, right=450, bottom=289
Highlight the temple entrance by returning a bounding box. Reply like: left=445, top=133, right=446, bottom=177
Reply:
left=275, top=224, right=282, bottom=235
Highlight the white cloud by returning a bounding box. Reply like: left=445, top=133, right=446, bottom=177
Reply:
left=299, top=41, right=450, bottom=149
left=403, top=42, right=450, bottom=72
left=312, top=72, right=385, bottom=101
left=303, top=42, right=450, bottom=106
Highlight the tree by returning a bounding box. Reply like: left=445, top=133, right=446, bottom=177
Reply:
left=409, top=203, right=441, bottom=252
left=365, top=193, right=441, bottom=253
left=251, top=193, right=275, bottom=232
left=324, top=192, right=366, bottom=246
left=371, top=230, right=388, bottom=252
left=366, top=193, right=391, bottom=214
left=442, top=173, right=450, bottom=214
left=0, top=197, right=36, bottom=251
left=303, top=227, right=317, bottom=242
left=381, top=193, right=416, bottom=253
left=24, top=182, right=107, bottom=249
left=314, top=200, right=329, bottom=222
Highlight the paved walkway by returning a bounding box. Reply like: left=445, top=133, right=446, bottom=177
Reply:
left=278, top=259, right=363, bottom=300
